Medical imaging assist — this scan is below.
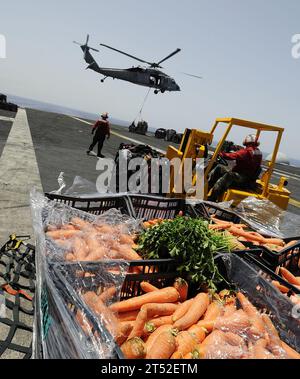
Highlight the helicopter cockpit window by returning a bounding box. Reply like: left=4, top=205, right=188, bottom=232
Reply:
left=150, top=76, right=160, bottom=86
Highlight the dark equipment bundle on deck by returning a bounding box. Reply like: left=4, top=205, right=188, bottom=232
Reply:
left=0, top=94, right=18, bottom=113
left=113, top=143, right=165, bottom=194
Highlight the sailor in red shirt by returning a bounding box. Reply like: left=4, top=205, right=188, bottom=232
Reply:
left=208, top=135, right=262, bottom=202
left=87, top=112, right=111, bottom=158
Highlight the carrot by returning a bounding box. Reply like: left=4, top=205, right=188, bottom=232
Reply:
left=140, top=281, right=160, bottom=293
left=262, top=314, right=286, bottom=358
left=82, top=291, right=118, bottom=335
left=172, top=299, right=194, bottom=323
left=128, top=303, right=178, bottom=339
left=116, top=321, right=135, bottom=346
left=75, top=310, right=93, bottom=335
left=183, top=347, right=201, bottom=359
left=146, top=330, right=177, bottom=359
left=228, top=226, right=266, bottom=244
left=290, top=295, right=300, bottom=305
left=272, top=280, right=290, bottom=294
left=203, top=301, right=223, bottom=321
left=144, top=316, right=173, bottom=333
left=214, top=309, right=251, bottom=333
left=46, top=229, right=81, bottom=240
left=264, top=238, right=285, bottom=247
left=117, top=247, right=142, bottom=261
left=46, top=225, right=57, bottom=231
left=85, top=246, right=107, bottom=261
left=71, top=217, right=91, bottom=230
left=280, top=240, right=299, bottom=251
left=65, top=252, right=76, bottom=261
left=117, top=310, right=139, bottom=322
left=174, top=293, right=209, bottom=331
left=61, top=224, right=76, bottom=231
left=187, top=325, right=206, bottom=343
left=173, top=278, right=188, bottom=302
left=110, top=287, right=179, bottom=313
left=119, top=234, right=135, bottom=245
left=281, top=341, right=300, bottom=359
left=196, top=319, right=215, bottom=332
left=223, top=332, right=245, bottom=347
left=236, top=292, right=265, bottom=337
left=199, top=330, right=246, bottom=359
left=209, top=224, right=231, bottom=231
left=222, top=303, right=237, bottom=317
left=98, top=287, right=117, bottom=303
left=145, top=325, right=174, bottom=352
left=121, top=337, right=146, bottom=359
left=72, top=237, right=90, bottom=260
left=253, top=339, right=275, bottom=359
left=280, top=267, right=300, bottom=286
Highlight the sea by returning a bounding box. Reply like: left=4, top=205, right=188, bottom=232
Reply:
left=6, top=94, right=300, bottom=168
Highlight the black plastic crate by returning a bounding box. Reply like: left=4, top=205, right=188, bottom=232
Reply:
left=128, top=194, right=192, bottom=221
left=235, top=251, right=300, bottom=295
left=241, top=239, right=300, bottom=275
left=58, top=255, right=300, bottom=354
left=40, top=259, right=177, bottom=359
left=58, top=259, right=177, bottom=301
left=192, top=201, right=243, bottom=224
left=44, top=193, right=134, bottom=216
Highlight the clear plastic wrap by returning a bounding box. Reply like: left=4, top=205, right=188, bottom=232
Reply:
left=218, top=254, right=300, bottom=355
left=201, top=197, right=300, bottom=238
left=51, top=174, right=130, bottom=198
left=30, top=190, right=138, bottom=359
left=233, top=197, right=300, bottom=238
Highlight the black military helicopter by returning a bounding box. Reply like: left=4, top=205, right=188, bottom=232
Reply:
left=74, top=35, right=193, bottom=94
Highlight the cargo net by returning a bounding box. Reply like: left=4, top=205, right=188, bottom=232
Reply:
left=0, top=236, right=35, bottom=359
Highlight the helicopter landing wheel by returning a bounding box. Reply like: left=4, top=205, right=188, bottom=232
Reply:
left=154, top=90, right=159, bottom=94
left=161, top=89, right=165, bottom=94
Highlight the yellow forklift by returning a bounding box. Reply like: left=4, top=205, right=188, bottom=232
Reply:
left=166, top=117, right=290, bottom=210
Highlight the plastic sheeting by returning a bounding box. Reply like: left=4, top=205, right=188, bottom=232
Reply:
left=30, top=190, right=138, bottom=359
left=220, top=253, right=300, bottom=354
left=233, top=197, right=300, bottom=238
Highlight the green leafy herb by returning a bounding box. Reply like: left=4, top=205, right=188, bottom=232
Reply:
left=137, top=217, right=233, bottom=291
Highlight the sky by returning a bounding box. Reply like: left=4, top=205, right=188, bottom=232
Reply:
left=0, top=0, right=300, bottom=159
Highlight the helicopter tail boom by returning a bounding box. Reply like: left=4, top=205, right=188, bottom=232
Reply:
left=74, top=35, right=102, bottom=73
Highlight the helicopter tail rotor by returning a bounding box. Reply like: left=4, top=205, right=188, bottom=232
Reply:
left=73, top=35, right=101, bottom=72
left=73, top=34, right=99, bottom=58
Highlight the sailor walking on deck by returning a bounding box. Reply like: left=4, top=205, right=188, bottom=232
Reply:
left=87, top=112, right=110, bottom=158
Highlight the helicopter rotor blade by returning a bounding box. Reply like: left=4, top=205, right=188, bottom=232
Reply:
left=86, top=34, right=90, bottom=45
left=73, top=41, right=82, bottom=46
left=154, top=48, right=181, bottom=67
left=181, top=72, right=203, bottom=79
left=100, top=43, right=152, bottom=65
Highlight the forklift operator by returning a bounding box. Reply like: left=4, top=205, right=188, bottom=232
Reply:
left=208, top=134, right=262, bottom=202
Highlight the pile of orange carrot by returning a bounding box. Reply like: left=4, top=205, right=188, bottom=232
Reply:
left=46, top=217, right=141, bottom=263
left=272, top=267, right=300, bottom=305
left=77, top=278, right=300, bottom=359
left=209, top=216, right=299, bottom=252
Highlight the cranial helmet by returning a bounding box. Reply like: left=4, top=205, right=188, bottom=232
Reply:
left=243, top=134, right=260, bottom=146
left=101, top=112, right=109, bottom=119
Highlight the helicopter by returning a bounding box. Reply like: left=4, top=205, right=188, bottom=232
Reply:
left=74, top=35, right=200, bottom=94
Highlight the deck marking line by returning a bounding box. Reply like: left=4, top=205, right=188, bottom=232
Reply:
left=71, top=116, right=166, bottom=154
left=0, top=108, right=43, bottom=244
